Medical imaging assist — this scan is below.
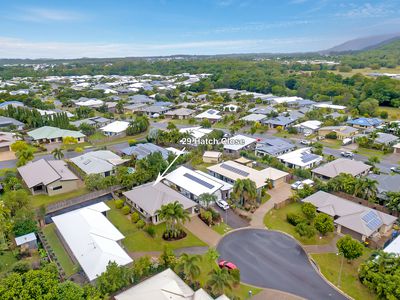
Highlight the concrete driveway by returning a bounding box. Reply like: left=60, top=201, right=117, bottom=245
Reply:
left=217, top=229, right=348, bottom=300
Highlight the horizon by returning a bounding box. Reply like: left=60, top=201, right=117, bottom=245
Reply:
left=1, top=0, right=400, bottom=59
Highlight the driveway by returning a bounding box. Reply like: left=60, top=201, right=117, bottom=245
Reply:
left=217, top=229, right=348, bottom=300
left=212, top=204, right=249, bottom=229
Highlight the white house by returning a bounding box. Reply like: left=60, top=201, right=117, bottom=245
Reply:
left=278, top=147, right=322, bottom=169
left=195, top=109, right=222, bottom=121
left=223, top=134, right=257, bottom=154
left=100, top=121, right=130, bottom=136
left=52, top=202, right=132, bottom=281
left=294, top=120, right=322, bottom=134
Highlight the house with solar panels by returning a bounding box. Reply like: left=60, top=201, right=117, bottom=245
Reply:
left=195, top=109, right=222, bottom=122
left=120, top=143, right=169, bottom=160
left=278, top=147, right=322, bottom=169
left=164, top=166, right=232, bottom=203
left=302, top=191, right=397, bottom=242
left=207, top=160, right=289, bottom=193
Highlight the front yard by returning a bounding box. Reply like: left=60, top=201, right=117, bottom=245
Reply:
left=43, top=224, right=77, bottom=276
left=107, top=200, right=207, bottom=252
left=312, top=249, right=377, bottom=300
left=31, top=187, right=90, bottom=209
left=263, top=202, right=335, bottom=245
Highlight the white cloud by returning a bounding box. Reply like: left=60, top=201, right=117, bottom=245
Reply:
left=337, top=3, right=390, bottom=18
left=0, top=36, right=332, bottom=58
left=10, top=7, right=84, bottom=22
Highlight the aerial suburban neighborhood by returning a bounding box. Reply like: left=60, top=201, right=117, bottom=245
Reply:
left=1, top=1, right=400, bottom=300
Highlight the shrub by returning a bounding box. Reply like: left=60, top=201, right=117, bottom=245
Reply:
left=75, top=147, right=83, bottom=153
left=131, top=212, right=140, bottom=223
left=128, top=139, right=137, bottom=146
left=145, top=225, right=156, bottom=238
left=380, top=111, right=388, bottom=119
left=302, top=202, right=316, bottom=220
left=209, top=208, right=221, bottom=222
left=200, top=210, right=213, bottom=226
left=286, top=213, right=306, bottom=226
left=136, top=219, right=145, bottom=229
left=121, top=205, right=130, bottom=215
left=295, top=222, right=316, bottom=238
left=314, top=213, right=335, bottom=235
left=325, top=132, right=337, bottom=139
left=11, top=261, right=31, bottom=274
left=115, top=199, right=124, bottom=209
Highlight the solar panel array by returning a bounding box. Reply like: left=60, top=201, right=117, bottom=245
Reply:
left=220, top=163, right=250, bottom=177
left=362, top=211, right=383, bottom=231
left=208, top=109, right=217, bottom=114
left=301, top=153, right=318, bottom=163
left=183, top=173, right=215, bottom=189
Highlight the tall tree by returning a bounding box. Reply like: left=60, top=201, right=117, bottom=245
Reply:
left=207, top=268, right=233, bottom=296
left=175, top=254, right=202, bottom=282
left=51, top=148, right=64, bottom=160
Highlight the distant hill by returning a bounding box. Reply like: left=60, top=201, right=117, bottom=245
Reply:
left=321, top=33, right=400, bottom=54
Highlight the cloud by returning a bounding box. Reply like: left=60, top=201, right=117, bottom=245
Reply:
left=10, top=7, right=84, bottom=22
left=0, top=36, right=331, bottom=58
left=336, top=3, right=390, bottom=18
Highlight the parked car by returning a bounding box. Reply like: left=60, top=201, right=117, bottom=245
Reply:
left=300, top=140, right=311, bottom=145
left=291, top=181, right=303, bottom=190
left=304, top=132, right=312, bottom=137
left=216, top=199, right=230, bottom=210
left=218, top=260, right=237, bottom=270
left=341, top=151, right=354, bottom=158
left=390, top=167, right=400, bottom=174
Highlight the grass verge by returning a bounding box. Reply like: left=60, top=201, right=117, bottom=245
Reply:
left=31, top=187, right=90, bottom=209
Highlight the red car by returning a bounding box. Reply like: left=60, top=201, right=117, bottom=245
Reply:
left=218, top=260, right=237, bottom=270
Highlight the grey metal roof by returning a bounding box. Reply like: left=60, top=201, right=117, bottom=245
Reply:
left=0, top=116, right=24, bottom=127
left=123, top=182, right=197, bottom=216
left=121, top=143, right=169, bottom=159
left=375, top=132, right=399, bottom=145
left=164, top=108, right=195, bottom=116
left=312, top=158, right=371, bottom=178
left=263, top=115, right=297, bottom=126
left=70, top=150, right=126, bottom=175
left=367, top=174, right=400, bottom=195
left=256, top=138, right=295, bottom=156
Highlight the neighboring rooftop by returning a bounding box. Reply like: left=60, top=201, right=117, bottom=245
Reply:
left=121, top=143, right=169, bottom=159
left=256, top=138, right=295, bottom=156
left=100, top=121, right=130, bottom=134
left=223, top=134, right=257, bottom=151
left=195, top=109, right=222, bottom=120
left=278, top=147, right=322, bottom=168
left=312, top=158, right=371, bottom=179
left=70, top=150, right=127, bottom=175
left=27, top=126, right=85, bottom=141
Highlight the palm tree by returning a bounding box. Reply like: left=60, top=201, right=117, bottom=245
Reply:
left=51, top=148, right=64, bottom=160
left=207, top=268, right=233, bottom=296
left=156, top=201, right=190, bottom=233
left=175, top=254, right=202, bottom=282
left=16, top=147, right=34, bottom=167
left=199, top=193, right=217, bottom=208
left=362, top=178, right=378, bottom=201
left=231, top=179, right=257, bottom=206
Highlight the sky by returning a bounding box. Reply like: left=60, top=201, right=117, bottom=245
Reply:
left=0, top=0, right=399, bottom=58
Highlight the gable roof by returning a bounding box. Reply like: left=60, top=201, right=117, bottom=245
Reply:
left=18, top=159, right=78, bottom=188
left=52, top=202, right=132, bottom=281
left=0, top=116, right=24, bottom=127
left=121, top=143, right=169, bottom=159
left=123, top=182, right=197, bottom=216
left=367, top=173, right=400, bottom=195
left=375, top=132, right=399, bottom=144
left=195, top=109, right=222, bottom=120
left=312, top=158, right=371, bottom=178
left=302, top=191, right=397, bottom=237
left=27, top=126, right=85, bottom=140
left=278, top=148, right=322, bottom=167
left=240, top=113, right=267, bottom=122
left=256, top=138, right=295, bottom=156
left=100, top=121, right=129, bottom=134
left=223, top=134, right=257, bottom=151
left=348, top=118, right=383, bottom=127
left=70, top=150, right=126, bottom=174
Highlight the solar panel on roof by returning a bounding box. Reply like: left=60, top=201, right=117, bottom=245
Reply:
left=362, top=211, right=383, bottom=231
left=183, top=173, right=215, bottom=189
left=301, top=153, right=317, bottom=163
left=220, top=163, right=250, bottom=177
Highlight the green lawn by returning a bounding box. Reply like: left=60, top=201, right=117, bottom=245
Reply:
left=264, top=202, right=335, bottom=245
left=212, top=222, right=232, bottom=235
left=196, top=254, right=261, bottom=300
left=377, top=106, right=400, bottom=121
left=191, top=162, right=214, bottom=173
left=107, top=200, right=207, bottom=252
left=88, top=131, right=106, bottom=141
left=261, top=193, right=271, bottom=204
left=355, top=147, right=386, bottom=159
left=43, top=224, right=77, bottom=276
left=321, top=139, right=342, bottom=149
left=31, top=187, right=90, bottom=209
left=0, top=168, right=16, bottom=177
left=61, top=142, right=91, bottom=151
left=0, top=250, right=18, bottom=275
left=311, top=249, right=377, bottom=300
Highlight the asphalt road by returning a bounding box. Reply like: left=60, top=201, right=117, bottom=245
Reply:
left=217, top=229, right=348, bottom=300
left=212, top=204, right=249, bottom=229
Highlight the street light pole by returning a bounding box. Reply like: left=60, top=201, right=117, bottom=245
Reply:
left=337, top=252, right=344, bottom=288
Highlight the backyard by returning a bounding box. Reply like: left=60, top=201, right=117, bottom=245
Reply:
left=0, top=250, right=18, bottom=275
left=43, top=224, right=77, bottom=277
left=31, top=187, right=90, bottom=209
left=263, top=201, right=335, bottom=245
left=107, top=200, right=207, bottom=252
left=312, top=249, right=377, bottom=300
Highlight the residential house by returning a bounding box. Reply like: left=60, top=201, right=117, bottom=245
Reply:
left=302, top=191, right=397, bottom=242
left=164, top=166, right=232, bottom=202
left=123, top=182, right=197, bottom=224
left=240, top=113, right=267, bottom=123
left=18, top=159, right=79, bottom=196
left=128, top=94, right=155, bottom=104
left=203, top=151, right=222, bottom=163
left=74, top=97, right=104, bottom=108
left=223, top=104, right=239, bottom=112
left=278, top=147, right=322, bottom=169
left=255, top=138, right=296, bottom=157
left=195, top=109, right=222, bottom=122
left=294, top=120, right=322, bottom=134
left=313, top=103, right=346, bottom=110
left=0, top=132, right=18, bottom=152
left=123, top=103, right=147, bottom=113
left=393, top=143, right=400, bottom=154
left=0, top=116, right=24, bottom=130
left=71, top=117, right=112, bottom=128
left=367, top=173, right=400, bottom=201
left=70, top=150, right=127, bottom=177
left=114, top=268, right=229, bottom=300
left=164, top=108, right=195, bottom=119
left=375, top=132, right=399, bottom=146
left=384, top=235, right=400, bottom=256
left=52, top=202, right=132, bottom=281
left=223, top=134, right=257, bottom=155
left=179, top=126, right=213, bottom=139
left=262, top=115, right=297, bottom=129
left=312, top=158, right=371, bottom=180
left=318, top=126, right=359, bottom=140
left=27, top=126, right=86, bottom=144
left=247, top=106, right=276, bottom=115
left=137, top=105, right=171, bottom=117
left=207, top=160, right=288, bottom=191
left=121, top=143, right=169, bottom=159
left=0, top=101, right=25, bottom=109
left=100, top=121, right=130, bottom=136
left=348, top=118, right=383, bottom=131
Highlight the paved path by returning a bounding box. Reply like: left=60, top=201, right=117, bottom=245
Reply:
left=184, top=216, right=221, bottom=247
left=250, top=183, right=292, bottom=228
left=217, top=229, right=348, bottom=300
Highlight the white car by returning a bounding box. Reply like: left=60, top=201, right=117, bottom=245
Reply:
left=291, top=181, right=303, bottom=190
left=291, top=179, right=314, bottom=190
left=300, top=140, right=311, bottom=145
left=216, top=199, right=230, bottom=210
left=341, top=151, right=354, bottom=158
